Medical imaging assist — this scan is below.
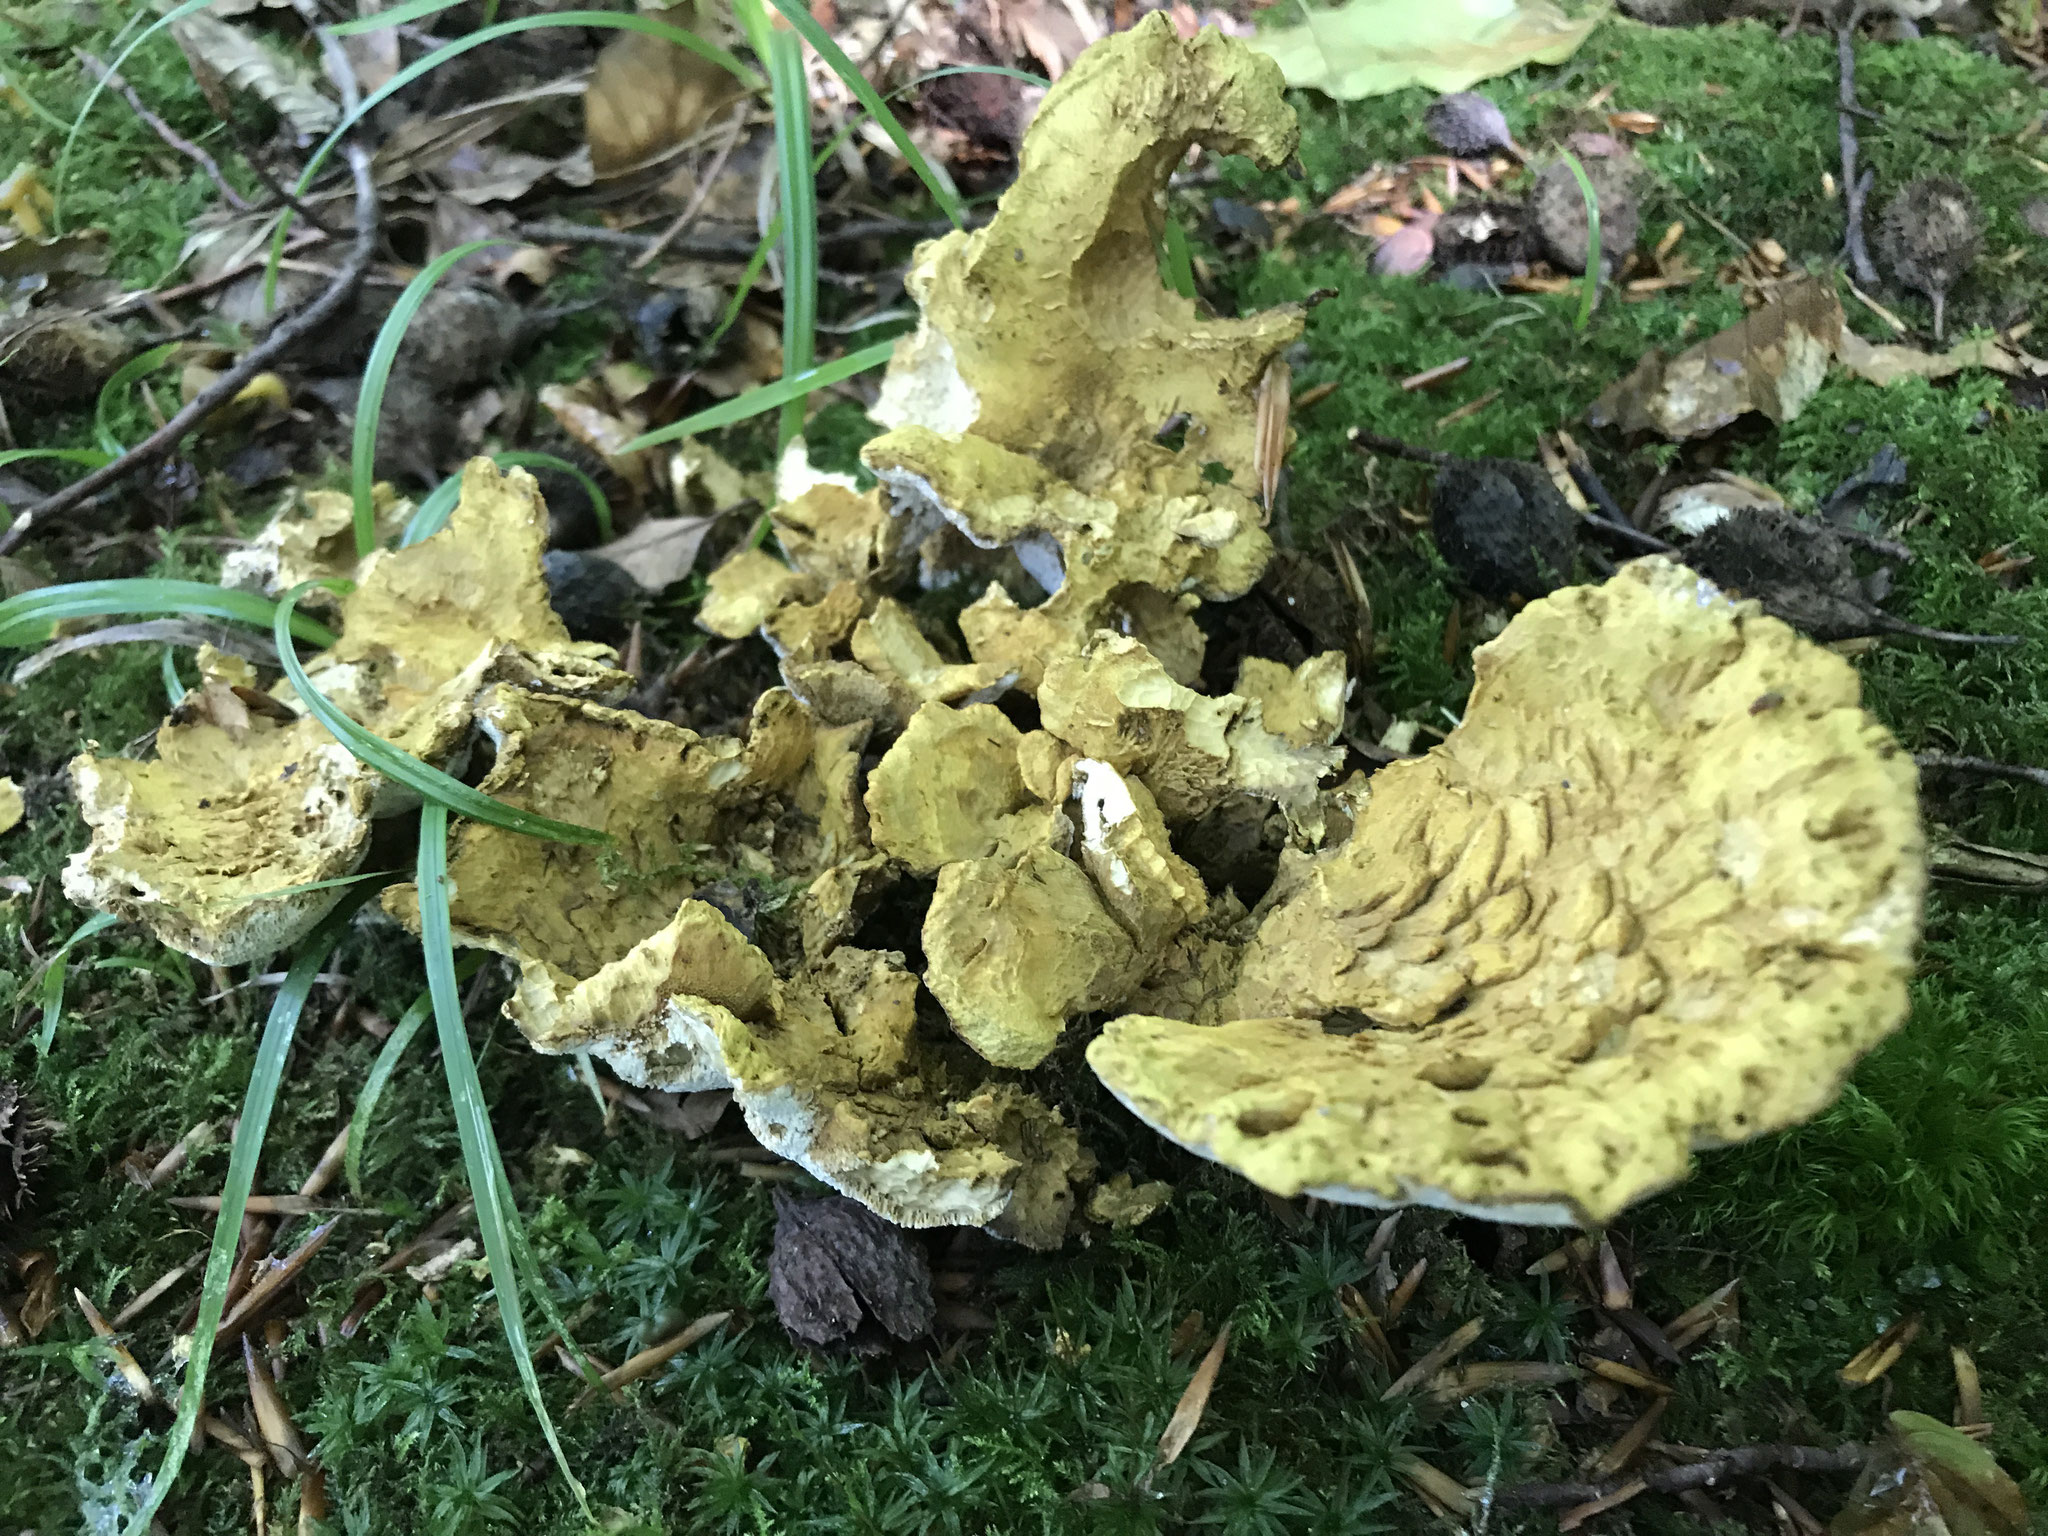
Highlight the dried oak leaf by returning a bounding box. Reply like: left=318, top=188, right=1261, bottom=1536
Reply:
left=1590, top=273, right=1842, bottom=439
left=768, top=1190, right=935, bottom=1350
left=1831, top=1412, right=2027, bottom=1536
left=1090, top=558, right=1924, bottom=1227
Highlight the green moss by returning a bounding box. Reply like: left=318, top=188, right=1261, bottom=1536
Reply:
left=5, top=13, right=2048, bottom=1533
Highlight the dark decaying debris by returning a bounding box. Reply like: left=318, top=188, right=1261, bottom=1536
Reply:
left=1349, top=430, right=1578, bottom=602
left=0, top=1081, right=49, bottom=1224
left=768, top=1191, right=935, bottom=1351
left=1879, top=175, right=1982, bottom=342
left=1431, top=201, right=1531, bottom=285
left=1684, top=507, right=2017, bottom=646
left=1529, top=154, right=1640, bottom=275
left=1422, top=92, right=1515, bottom=158
left=541, top=550, right=641, bottom=646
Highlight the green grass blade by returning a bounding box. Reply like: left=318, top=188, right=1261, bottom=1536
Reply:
left=1160, top=215, right=1197, bottom=300
left=620, top=340, right=895, bottom=452
left=161, top=647, right=187, bottom=706
left=271, top=584, right=610, bottom=847
left=698, top=217, right=781, bottom=363
left=418, top=801, right=588, bottom=1510
left=354, top=241, right=509, bottom=557
left=493, top=454, right=614, bottom=544
left=266, top=12, right=763, bottom=307
left=94, top=343, right=181, bottom=457
left=122, top=887, right=375, bottom=1536
left=324, top=0, right=488, bottom=31
left=344, top=954, right=482, bottom=1198
left=1559, top=150, right=1601, bottom=333
left=763, top=0, right=963, bottom=227
left=755, top=8, right=818, bottom=450
left=0, top=580, right=338, bottom=651
left=31, top=912, right=120, bottom=1061
left=53, top=0, right=217, bottom=223
left=400, top=473, right=466, bottom=548
left=0, top=449, right=114, bottom=471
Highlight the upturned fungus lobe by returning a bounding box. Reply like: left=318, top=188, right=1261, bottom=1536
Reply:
left=1090, top=558, right=1924, bottom=1227
left=856, top=13, right=1304, bottom=689
left=63, top=461, right=623, bottom=964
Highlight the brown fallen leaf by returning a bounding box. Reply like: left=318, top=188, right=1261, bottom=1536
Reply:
left=1953, top=1346, right=1983, bottom=1428
left=1588, top=1396, right=1668, bottom=1480
left=1831, top=1412, right=2028, bottom=1536
left=1835, top=329, right=2048, bottom=386
left=1582, top=1354, right=1671, bottom=1395
left=74, top=1289, right=157, bottom=1404
left=1589, top=273, right=1841, bottom=438
left=1167, top=1309, right=1205, bottom=1358
left=1382, top=1257, right=1427, bottom=1326
left=1664, top=1278, right=1739, bottom=1353
left=594, top=514, right=719, bottom=594
left=586, top=4, right=744, bottom=176
left=243, top=1334, right=307, bottom=1476
left=1560, top=1478, right=1647, bottom=1531
left=1156, top=1321, right=1231, bottom=1468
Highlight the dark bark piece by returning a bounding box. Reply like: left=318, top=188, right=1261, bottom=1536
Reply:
left=768, top=1191, right=934, bottom=1349
left=1684, top=507, right=1876, bottom=641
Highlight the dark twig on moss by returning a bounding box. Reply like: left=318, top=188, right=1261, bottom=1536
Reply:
left=1837, top=8, right=1881, bottom=287
left=1346, top=427, right=1451, bottom=465
left=77, top=51, right=249, bottom=211
left=1490, top=1442, right=1870, bottom=1509
left=0, top=142, right=378, bottom=556
left=1915, top=753, right=2048, bottom=791
left=1871, top=616, right=2023, bottom=646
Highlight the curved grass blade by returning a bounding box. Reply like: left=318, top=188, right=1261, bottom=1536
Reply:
left=493, top=454, right=614, bottom=544
left=266, top=12, right=763, bottom=306
left=271, top=585, right=610, bottom=847
left=324, top=0, right=753, bottom=85
left=418, top=801, right=588, bottom=1510
left=53, top=0, right=217, bottom=222
left=407, top=453, right=615, bottom=548
left=31, top=912, right=120, bottom=1061
left=1559, top=150, right=1602, bottom=333
left=0, top=580, right=337, bottom=651
left=94, top=343, right=181, bottom=456
left=161, top=647, right=187, bottom=706
left=1160, top=215, right=1197, bottom=300
left=620, top=340, right=896, bottom=452
left=344, top=954, right=482, bottom=1198
left=354, top=241, right=509, bottom=557
left=0, top=447, right=114, bottom=474
left=747, top=1, right=819, bottom=449
left=763, top=0, right=964, bottom=228
left=122, top=886, right=376, bottom=1536
left=400, top=473, right=465, bottom=549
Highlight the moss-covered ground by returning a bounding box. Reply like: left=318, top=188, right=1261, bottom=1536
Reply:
left=3, top=14, right=2046, bottom=1534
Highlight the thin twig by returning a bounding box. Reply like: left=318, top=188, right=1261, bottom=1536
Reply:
left=1347, top=427, right=1451, bottom=466
left=0, top=143, right=379, bottom=555
left=519, top=213, right=958, bottom=259
left=1870, top=615, right=2023, bottom=647
left=1915, top=753, right=2048, bottom=791
left=1491, top=1442, right=1869, bottom=1510
left=77, top=51, right=249, bottom=211
left=1580, top=514, right=1674, bottom=554
left=633, top=103, right=753, bottom=271
left=1837, top=8, right=1880, bottom=287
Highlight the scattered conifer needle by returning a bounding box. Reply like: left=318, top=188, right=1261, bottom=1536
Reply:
left=1589, top=1396, right=1669, bottom=1480
left=1361, top=1211, right=1402, bottom=1268
left=1841, top=1315, right=1922, bottom=1385
left=571, top=1310, right=731, bottom=1407
left=1383, top=1257, right=1428, bottom=1326
left=74, top=1289, right=157, bottom=1403
left=242, top=1334, right=307, bottom=1475
left=1664, top=1278, right=1740, bottom=1351
left=1560, top=1478, right=1648, bottom=1531
left=1393, top=1454, right=1474, bottom=1517
left=1157, top=1320, right=1231, bottom=1467
left=1382, top=1318, right=1483, bottom=1400
left=202, top=1412, right=268, bottom=1470
left=215, top=1220, right=338, bottom=1345
left=112, top=1254, right=201, bottom=1328
left=1952, top=1346, right=1982, bottom=1427
left=1582, top=1355, right=1671, bottom=1395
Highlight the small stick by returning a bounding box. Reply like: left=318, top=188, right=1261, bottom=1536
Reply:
left=75, top=1289, right=159, bottom=1404
left=633, top=103, right=752, bottom=271
left=1491, top=1442, right=1870, bottom=1509
left=77, top=51, right=249, bottom=211
left=1382, top=1318, right=1483, bottom=1400
left=0, top=142, right=380, bottom=555
left=1347, top=427, right=1450, bottom=466
left=1916, top=753, right=2048, bottom=791
left=215, top=1219, right=339, bottom=1345
left=112, top=1254, right=203, bottom=1328
left=1836, top=8, right=1881, bottom=287
left=570, top=1311, right=732, bottom=1409
left=1871, top=616, right=2023, bottom=647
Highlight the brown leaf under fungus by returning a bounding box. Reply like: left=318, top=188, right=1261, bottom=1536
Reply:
left=1089, top=557, right=1924, bottom=1227
left=853, top=13, right=1303, bottom=692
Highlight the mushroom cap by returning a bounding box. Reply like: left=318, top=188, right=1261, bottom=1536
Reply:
left=1089, top=558, right=1924, bottom=1226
